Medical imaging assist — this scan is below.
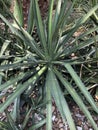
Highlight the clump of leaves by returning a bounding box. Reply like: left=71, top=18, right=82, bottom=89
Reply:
left=79, top=0, right=98, bottom=25
left=0, top=0, right=98, bottom=130
left=0, top=0, right=12, bottom=17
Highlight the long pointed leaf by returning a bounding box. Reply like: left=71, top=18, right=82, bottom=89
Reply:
left=27, top=0, right=35, bottom=35
left=52, top=0, right=62, bottom=36
left=47, top=0, right=54, bottom=56
left=54, top=68, right=98, bottom=130
left=33, top=0, right=48, bottom=57
left=0, top=62, right=35, bottom=71
left=54, top=3, right=98, bottom=57
left=63, top=35, right=98, bottom=56
left=0, top=14, right=44, bottom=59
left=0, top=66, right=40, bottom=91
left=27, top=0, right=35, bottom=34
left=47, top=68, right=76, bottom=130
left=5, top=110, right=19, bottom=130
left=0, top=40, right=10, bottom=57
left=56, top=32, right=98, bottom=60
left=22, top=108, right=32, bottom=129
left=58, top=0, right=76, bottom=30
left=11, top=97, right=20, bottom=122
left=13, top=0, right=24, bottom=27
left=29, top=119, right=46, bottom=130
left=64, top=63, right=98, bottom=113
left=62, top=4, right=98, bottom=45
left=45, top=71, right=52, bottom=130
left=0, top=66, right=47, bottom=112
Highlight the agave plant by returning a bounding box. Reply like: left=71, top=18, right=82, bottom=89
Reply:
left=0, top=0, right=98, bottom=130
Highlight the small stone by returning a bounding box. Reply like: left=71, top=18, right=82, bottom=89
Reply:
left=60, top=128, right=64, bottom=130
left=83, top=124, right=89, bottom=130
left=87, top=121, right=92, bottom=128
left=59, top=123, right=64, bottom=128
left=52, top=106, right=55, bottom=112
left=52, top=115, right=56, bottom=121
left=93, top=116, right=97, bottom=121
left=55, top=118, right=58, bottom=122
left=77, top=126, right=82, bottom=130
left=77, top=120, right=82, bottom=126
left=89, top=128, right=93, bottom=130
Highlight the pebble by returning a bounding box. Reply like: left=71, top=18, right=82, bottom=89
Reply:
left=54, top=117, right=58, bottom=122
left=59, top=123, right=64, bottom=128
left=77, top=120, right=82, bottom=126
left=60, top=128, right=64, bottom=130
left=57, top=119, right=62, bottom=124
left=83, top=124, right=89, bottom=130
left=87, top=121, right=92, bottom=128
left=77, top=126, right=82, bottom=130
left=52, top=115, right=56, bottom=121
left=52, top=106, right=55, bottom=112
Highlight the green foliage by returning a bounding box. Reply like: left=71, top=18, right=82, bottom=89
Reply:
left=0, top=0, right=98, bottom=130
left=0, top=0, right=12, bottom=17
left=13, top=0, right=24, bottom=27
left=74, top=0, right=98, bottom=25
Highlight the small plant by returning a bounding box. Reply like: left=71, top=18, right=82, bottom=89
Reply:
left=0, top=0, right=98, bottom=130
